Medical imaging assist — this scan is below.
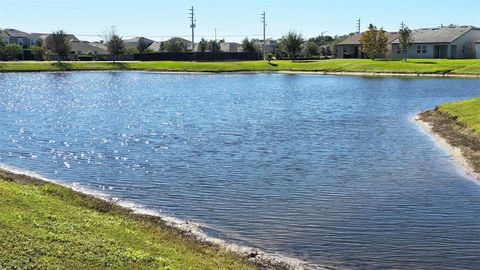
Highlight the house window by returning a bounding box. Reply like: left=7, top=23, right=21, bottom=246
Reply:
left=462, top=45, right=465, bottom=53
left=417, top=45, right=421, bottom=54
left=343, top=47, right=347, bottom=53
left=422, top=45, right=427, bottom=54
left=18, top=39, right=23, bottom=46
left=397, top=47, right=404, bottom=54
left=30, top=39, right=35, bottom=46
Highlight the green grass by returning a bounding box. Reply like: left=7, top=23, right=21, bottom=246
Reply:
left=1, top=59, right=480, bottom=74
left=0, top=178, right=255, bottom=270
left=438, top=97, right=480, bottom=136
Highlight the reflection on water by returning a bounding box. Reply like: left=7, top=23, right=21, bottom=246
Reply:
left=1, top=72, right=480, bottom=269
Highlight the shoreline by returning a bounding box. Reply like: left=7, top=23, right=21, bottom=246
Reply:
left=413, top=110, right=480, bottom=182
left=1, top=68, right=480, bottom=78
left=0, top=164, right=325, bottom=270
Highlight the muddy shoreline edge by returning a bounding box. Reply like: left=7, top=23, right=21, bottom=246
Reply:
left=0, top=166, right=326, bottom=270
left=414, top=109, right=480, bottom=182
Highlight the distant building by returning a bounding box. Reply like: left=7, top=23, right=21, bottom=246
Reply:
left=336, top=32, right=399, bottom=58
left=148, top=41, right=162, bottom=52
left=476, top=41, right=480, bottom=59
left=220, top=42, right=240, bottom=52
left=69, top=41, right=109, bottom=59
left=262, top=39, right=278, bottom=53
left=391, top=25, right=480, bottom=59
left=30, top=32, right=80, bottom=43
left=1, top=28, right=38, bottom=49
left=124, top=37, right=155, bottom=50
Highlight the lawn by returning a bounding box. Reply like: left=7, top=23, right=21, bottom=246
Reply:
left=1, top=58, right=480, bottom=74
left=437, top=97, right=480, bottom=136
left=0, top=177, right=255, bottom=270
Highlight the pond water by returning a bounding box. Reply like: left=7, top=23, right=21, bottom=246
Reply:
left=1, top=72, right=480, bottom=269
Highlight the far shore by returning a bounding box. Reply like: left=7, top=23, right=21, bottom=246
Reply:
left=1, top=59, right=480, bottom=78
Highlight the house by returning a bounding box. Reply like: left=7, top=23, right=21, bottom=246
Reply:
left=336, top=32, right=398, bottom=58
left=220, top=42, right=240, bottom=52
left=262, top=39, right=278, bottom=53
left=476, top=41, right=480, bottom=59
left=0, top=28, right=38, bottom=49
left=30, top=32, right=80, bottom=43
left=69, top=41, right=109, bottom=60
left=148, top=41, right=162, bottom=52
left=124, top=37, right=155, bottom=50
left=391, top=25, right=480, bottom=59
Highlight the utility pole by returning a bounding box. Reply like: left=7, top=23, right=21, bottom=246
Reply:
left=189, top=6, right=196, bottom=60
left=261, top=11, right=266, bottom=56
left=356, top=18, right=361, bottom=34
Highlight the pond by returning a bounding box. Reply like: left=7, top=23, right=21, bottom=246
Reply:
left=1, top=72, right=480, bottom=269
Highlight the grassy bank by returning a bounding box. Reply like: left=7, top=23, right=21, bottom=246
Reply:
left=0, top=171, right=256, bottom=269
left=437, top=97, right=480, bottom=136
left=1, top=59, right=480, bottom=74
left=418, top=97, right=480, bottom=179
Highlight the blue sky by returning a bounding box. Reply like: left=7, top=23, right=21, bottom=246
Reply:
left=1, top=0, right=479, bottom=42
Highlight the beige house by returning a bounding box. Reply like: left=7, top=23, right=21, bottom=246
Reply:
left=336, top=32, right=398, bottom=58
left=391, top=25, right=480, bottom=59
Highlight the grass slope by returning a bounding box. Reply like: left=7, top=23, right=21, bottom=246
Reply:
left=1, top=59, right=480, bottom=74
left=438, top=97, right=480, bottom=136
left=0, top=178, right=255, bottom=270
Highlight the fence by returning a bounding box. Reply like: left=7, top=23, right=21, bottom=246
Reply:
left=135, top=52, right=262, bottom=61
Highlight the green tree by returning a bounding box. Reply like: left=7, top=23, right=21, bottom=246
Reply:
left=137, top=37, right=149, bottom=53
left=241, top=38, right=259, bottom=52
left=308, top=35, right=334, bottom=46
left=5, top=43, right=22, bottom=60
left=279, top=31, right=305, bottom=60
left=164, top=37, right=188, bottom=52
left=0, top=38, right=5, bottom=60
left=304, top=41, right=319, bottom=57
left=398, top=25, right=414, bottom=61
left=198, top=38, right=208, bottom=52
left=31, top=45, right=45, bottom=61
left=124, top=47, right=138, bottom=55
left=265, top=53, right=273, bottom=64
left=43, top=30, right=71, bottom=62
left=359, top=24, right=388, bottom=60
left=207, top=40, right=221, bottom=53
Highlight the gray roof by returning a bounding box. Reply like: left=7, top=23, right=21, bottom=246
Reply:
left=70, top=41, right=108, bottom=54
left=337, top=32, right=399, bottom=45
left=148, top=41, right=162, bottom=51
left=124, top=37, right=155, bottom=45
left=1, top=28, right=33, bottom=38
left=30, top=32, right=80, bottom=42
left=391, top=25, right=478, bottom=44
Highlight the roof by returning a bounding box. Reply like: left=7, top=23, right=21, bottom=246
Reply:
left=124, top=37, right=155, bottom=44
left=148, top=41, right=161, bottom=51
left=391, top=25, right=478, bottom=44
left=337, top=32, right=399, bottom=45
left=1, top=28, right=33, bottom=38
left=30, top=32, right=80, bottom=42
left=70, top=41, right=108, bottom=54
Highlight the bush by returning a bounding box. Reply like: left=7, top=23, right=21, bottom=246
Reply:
left=5, top=43, right=22, bottom=60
